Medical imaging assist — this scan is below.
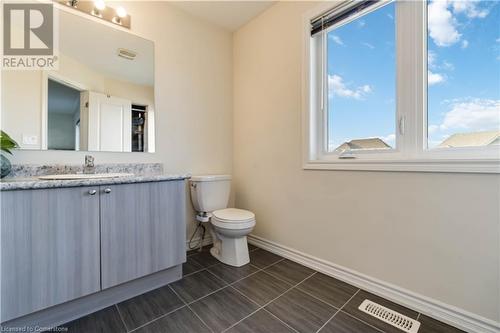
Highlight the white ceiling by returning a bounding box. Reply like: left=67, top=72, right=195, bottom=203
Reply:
left=59, top=9, right=154, bottom=86
left=169, top=1, right=275, bottom=31
left=57, top=2, right=274, bottom=88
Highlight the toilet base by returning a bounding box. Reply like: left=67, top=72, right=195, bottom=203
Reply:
left=210, top=234, right=250, bottom=267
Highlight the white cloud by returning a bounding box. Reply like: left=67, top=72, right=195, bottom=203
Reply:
left=330, top=34, right=344, bottom=46
left=428, top=1, right=490, bottom=47
left=428, top=0, right=461, bottom=47
left=362, top=42, right=375, bottom=49
left=442, top=61, right=455, bottom=70
left=328, top=74, right=372, bottom=100
left=439, top=99, right=500, bottom=131
left=497, top=37, right=500, bottom=43
left=428, top=71, right=446, bottom=85
left=361, top=85, right=372, bottom=93
left=357, top=20, right=366, bottom=28
left=387, top=13, right=394, bottom=20
left=428, top=50, right=437, bottom=67
left=428, top=124, right=440, bottom=134
left=428, top=50, right=454, bottom=71
left=429, top=98, right=500, bottom=147
left=461, top=39, right=469, bottom=48
left=381, top=134, right=396, bottom=147
left=451, top=0, right=489, bottom=18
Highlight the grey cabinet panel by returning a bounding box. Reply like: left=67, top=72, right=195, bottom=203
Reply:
left=1, top=187, right=101, bottom=322
left=100, top=180, right=186, bottom=289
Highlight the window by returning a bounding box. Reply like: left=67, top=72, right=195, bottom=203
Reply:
left=327, top=2, right=396, bottom=153
left=426, top=0, right=500, bottom=150
left=304, top=0, right=500, bottom=173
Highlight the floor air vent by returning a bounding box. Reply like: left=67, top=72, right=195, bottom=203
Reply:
left=358, top=299, right=421, bottom=333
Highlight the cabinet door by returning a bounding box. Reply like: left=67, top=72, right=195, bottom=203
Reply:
left=1, top=187, right=101, bottom=322
left=100, top=181, right=186, bottom=289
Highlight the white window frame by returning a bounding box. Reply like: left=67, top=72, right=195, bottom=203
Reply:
left=302, top=0, right=500, bottom=173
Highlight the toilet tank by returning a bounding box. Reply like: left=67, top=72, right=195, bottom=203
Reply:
left=190, top=175, right=231, bottom=213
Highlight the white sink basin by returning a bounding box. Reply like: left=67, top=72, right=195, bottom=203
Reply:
left=38, top=173, right=134, bottom=180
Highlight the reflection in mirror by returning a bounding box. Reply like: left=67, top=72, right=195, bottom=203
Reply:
left=48, top=79, right=81, bottom=151
left=1, top=7, right=155, bottom=153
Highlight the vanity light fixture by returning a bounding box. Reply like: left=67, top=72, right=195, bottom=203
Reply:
left=91, top=0, right=106, bottom=17
left=66, top=0, right=78, bottom=8
left=58, top=0, right=131, bottom=29
left=112, top=6, right=127, bottom=25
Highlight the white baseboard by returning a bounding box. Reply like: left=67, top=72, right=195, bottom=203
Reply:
left=248, top=234, right=500, bottom=333
left=185, top=235, right=213, bottom=252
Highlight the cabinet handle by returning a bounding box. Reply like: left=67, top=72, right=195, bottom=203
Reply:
left=104, top=188, right=112, bottom=194
left=88, top=190, right=97, bottom=195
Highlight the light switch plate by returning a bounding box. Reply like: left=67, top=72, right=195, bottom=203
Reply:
left=22, top=134, right=38, bottom=145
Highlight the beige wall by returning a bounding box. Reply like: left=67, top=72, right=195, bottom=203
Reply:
left=1, top=71, right=43, bottom=149
left=233, top=1, right=500, bottom=322
left=1, top=2, right=233, bottom=240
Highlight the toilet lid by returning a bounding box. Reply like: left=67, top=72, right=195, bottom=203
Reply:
left=212, top=208, right=255, bottom=223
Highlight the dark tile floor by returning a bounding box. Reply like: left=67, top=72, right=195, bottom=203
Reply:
left=61, top=245, right=465, bottom=333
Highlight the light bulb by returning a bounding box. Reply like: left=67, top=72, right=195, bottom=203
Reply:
left=93, top=0, right=105, bottom=10
left=116, top=6, right=127, bottom=18
left=66, top=0, right=78, bottom=7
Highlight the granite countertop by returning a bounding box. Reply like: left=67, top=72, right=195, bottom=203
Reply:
left=0, top=174, right=191, bottom=191
left=0, top=163, right=191, bottom=191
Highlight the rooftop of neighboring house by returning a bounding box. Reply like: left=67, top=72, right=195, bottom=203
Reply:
left=335, top=138, right=391, bottom=152
left=438, top=130, right=500, bottom=148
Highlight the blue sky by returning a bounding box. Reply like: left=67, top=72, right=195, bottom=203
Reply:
left=326, top=0, right=500, bottom=151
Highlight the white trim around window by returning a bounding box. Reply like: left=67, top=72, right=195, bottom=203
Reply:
left=302, top=1, right=500, bottom=173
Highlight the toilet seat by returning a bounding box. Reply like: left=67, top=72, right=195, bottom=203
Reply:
left=212, top=208, right=256, bottom=229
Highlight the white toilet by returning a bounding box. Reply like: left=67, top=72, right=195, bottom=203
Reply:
left=190, top=175, right=256, bottom=267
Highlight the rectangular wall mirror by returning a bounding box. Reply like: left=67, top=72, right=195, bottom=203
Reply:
left=2, top=7, right=155, bottom=153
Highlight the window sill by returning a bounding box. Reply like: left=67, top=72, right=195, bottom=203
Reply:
left=303, top=159, right=500, bottom=173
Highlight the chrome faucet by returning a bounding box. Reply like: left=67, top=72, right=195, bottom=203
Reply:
left=83, top=155, right=95, bottom=174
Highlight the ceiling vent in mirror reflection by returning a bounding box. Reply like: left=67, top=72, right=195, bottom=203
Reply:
left=117, top=48, right=137, bottom=61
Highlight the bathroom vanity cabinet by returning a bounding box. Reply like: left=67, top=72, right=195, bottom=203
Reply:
left=100, top=181, right=185, bottom=289
left=1, top=180, right=186, bottom=323
left=1, top=186, right=101, bottom=321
